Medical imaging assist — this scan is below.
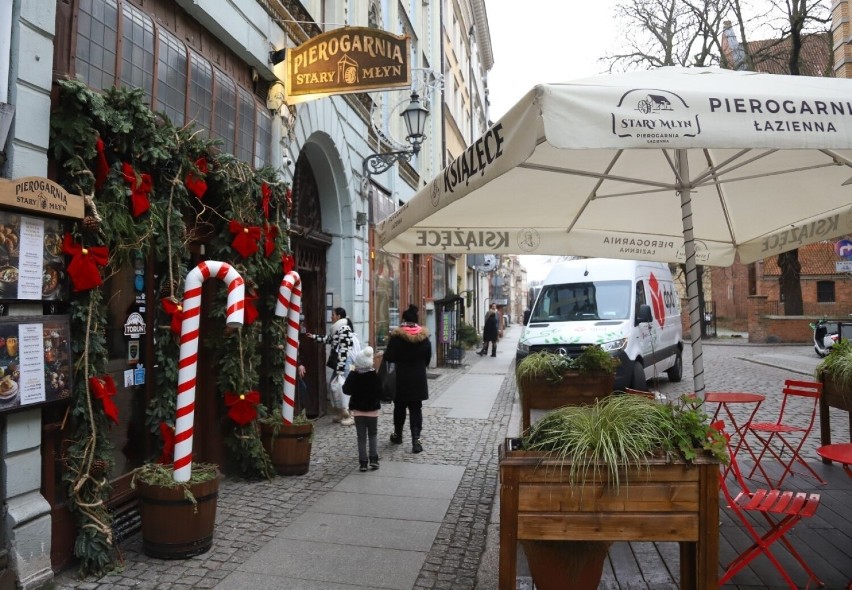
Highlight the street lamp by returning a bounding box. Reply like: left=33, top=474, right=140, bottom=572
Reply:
left=363, top=92, right=429, bottom=178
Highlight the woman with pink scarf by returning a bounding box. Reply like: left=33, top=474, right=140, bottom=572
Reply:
left=383, top=304, right=432, bottom=453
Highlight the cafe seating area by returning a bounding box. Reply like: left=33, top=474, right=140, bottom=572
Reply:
left=594, top=380, right=852, bottom=589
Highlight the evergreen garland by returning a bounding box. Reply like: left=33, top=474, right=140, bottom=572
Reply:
left=49, top=80, right=291, bottom=575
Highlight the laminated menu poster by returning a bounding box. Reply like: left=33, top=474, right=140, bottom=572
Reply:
left=0, top=211, right=69, bottom=301
left=0, top=316, right=71, bottom=413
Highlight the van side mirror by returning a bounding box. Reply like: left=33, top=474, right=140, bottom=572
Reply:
left=636, top=304, right=653, bottom=326
left=523, top=309, right=531, bottom=324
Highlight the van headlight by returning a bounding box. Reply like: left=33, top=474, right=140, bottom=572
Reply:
left=600, top=338, right=627, bottom=352
left=517, top=342, right=530, bottom=354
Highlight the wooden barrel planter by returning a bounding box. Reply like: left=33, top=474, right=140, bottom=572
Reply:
left=136, top=473, right=221, bottom=559
left=498, top=438, right=720, bottom=590
left=260, top=422, right=313, bottom=475
left=517, top=371, right=614, bottom=432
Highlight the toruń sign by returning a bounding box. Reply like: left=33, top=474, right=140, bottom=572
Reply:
left=285, top=27, right=410, bottom=99
left=0, top=177, right=84, bottom=219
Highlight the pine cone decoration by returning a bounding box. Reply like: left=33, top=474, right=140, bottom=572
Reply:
left=89, top=458, right=108, bottom=478
left=159, top=280, right=179, bottom=299
left=82, top=215, right=100, bottom=234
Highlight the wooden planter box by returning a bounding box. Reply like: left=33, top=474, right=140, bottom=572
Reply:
left=818, top=374, right=852, bottom=452
left=517, top=371, right=614, bottom=432
left=498, top=439, right=720, bottom=590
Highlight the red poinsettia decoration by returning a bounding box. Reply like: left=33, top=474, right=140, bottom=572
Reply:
left=263, top=223, right=278, bottom=258
left=161, top=297, right=184, bottom=335
left=89, top=375, right=119, bottom=425
left=282, top=253, right=295, bottom=276
left=94, top=137, right=110, bottom=190
left=261, top=182, right=272, bottom=220
left=158, top=422, right=175, bottom=464
left=184, top=157, right=209, bottom=200
left=224, top=390, right=260, bottom=426
left=228, top=220, right=262, bottom=258
left=121, top=162, right=153, bottom=217
left=62, top=233, right=109, bottom=292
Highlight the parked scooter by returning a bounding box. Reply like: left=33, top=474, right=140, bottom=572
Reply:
left=813, top=319, right=840, bottom=357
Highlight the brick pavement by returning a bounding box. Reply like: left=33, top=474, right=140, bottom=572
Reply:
left=53, top=338, right=846, bottom=589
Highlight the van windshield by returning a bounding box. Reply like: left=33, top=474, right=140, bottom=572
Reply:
left=529, top=280, right=632, bottom=322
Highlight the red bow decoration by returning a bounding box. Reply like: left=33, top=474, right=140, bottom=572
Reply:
left=161, top=297, right=184, bottom=335
left=184, top=157, right=209, bottom=200
left=282, top=253, right=295, bottom=276
left=228, top=220, right=262, bottom=258
left=89, top=375, right=119, bottom=425
left=121, top=163, right=153, bottom=217
left=62, top=233, right=109, bottom=292
left=224, top=390, right=260, bottom=426
left=261, top=182, right=272, bottom=220
left=245, top=292, right=259, bottom=326
left=158, top=422, right=175, bottom=464
left=263, top=223, right=278, bottom=258
left=94, top=137, right=110, bottom=190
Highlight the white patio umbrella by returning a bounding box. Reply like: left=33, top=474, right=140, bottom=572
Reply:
left=377, top=67, right=852, bottom=396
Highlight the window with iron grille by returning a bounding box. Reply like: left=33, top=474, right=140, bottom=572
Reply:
left=156, top=29, right=187, bottom=126
left=75, top=0, right=118, bottom=91
left=817, top=280, right=835, bottom=303
left=74, top=0, right=271, bottom=168
left=236, top=87, right=256, bottom=163
left=119, top=2, right=155, bottom=101
left=188, top=51, right=213, bottom=136
left=213, top=73, right=237, bottom=155
left=254, top=106, right=272, bottom=169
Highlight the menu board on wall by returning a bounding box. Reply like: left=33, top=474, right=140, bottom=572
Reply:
left=0, top=316, right=71, bottom=413
left=0, top=211, right=68, bottom=301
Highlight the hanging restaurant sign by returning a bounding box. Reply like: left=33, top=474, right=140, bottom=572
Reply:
left=0, top=177, right=84, bottom=219
left=285, top=27, right=410, bottom=101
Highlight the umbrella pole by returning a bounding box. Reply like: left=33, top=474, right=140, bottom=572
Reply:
left=676, top=150, right=705, bottom=398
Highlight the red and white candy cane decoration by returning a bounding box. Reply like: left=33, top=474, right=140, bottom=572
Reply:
left=174, top=261, right=245, bottom=482
left=275, top=271, right=302, bottom=424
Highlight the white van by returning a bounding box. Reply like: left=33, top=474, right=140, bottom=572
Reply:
left=517, top=258, right=683, bottom=390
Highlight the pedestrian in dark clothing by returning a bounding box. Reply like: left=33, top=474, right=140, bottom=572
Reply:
left=478, top=303, right=499, bottom=357
left=343, top=346, right=382, bottom=471
left=384, top=304, right=431, bottom=453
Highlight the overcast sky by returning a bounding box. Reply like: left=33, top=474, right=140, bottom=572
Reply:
left=485, top=0, right=620, bottom=120
left=484, top=0, right=620, bottom=281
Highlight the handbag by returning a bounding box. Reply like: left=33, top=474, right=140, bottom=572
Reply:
left=379, top=360, right=396, bottom=403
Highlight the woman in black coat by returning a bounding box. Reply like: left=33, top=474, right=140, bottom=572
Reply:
left=479, top=303, right=499, bottom=357
left=383, top=304, right=432, bottom=453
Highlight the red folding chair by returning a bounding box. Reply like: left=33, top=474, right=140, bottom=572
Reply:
left=714, top=421, right=824, bottom=589
left=746, top=379, right=827, bottom=487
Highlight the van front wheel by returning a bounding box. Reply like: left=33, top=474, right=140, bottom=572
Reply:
left=666, top=353, right=683, bottom=383
left=630, top=361, right=647, bottom=391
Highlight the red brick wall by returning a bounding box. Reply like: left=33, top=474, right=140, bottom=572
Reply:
left=710, top=263, right=750, bottom=330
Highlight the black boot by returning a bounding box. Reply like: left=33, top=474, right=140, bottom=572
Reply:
left=359, top=460, right=368, bottom=472
left=390, top=432, right=403, bottom=444
left=369, top=456, right=380, bottom=470
left=412, top=430, right=423, bottom=454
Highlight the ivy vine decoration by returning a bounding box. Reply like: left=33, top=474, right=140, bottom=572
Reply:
left=50, top=79, right=292, bottom=575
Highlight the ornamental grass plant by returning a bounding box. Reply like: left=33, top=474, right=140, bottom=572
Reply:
left=816, top=338, right=852, bottom=390
left=522, top=394, right=727, bottom=491
left=515, top=346, right=620, bottom=385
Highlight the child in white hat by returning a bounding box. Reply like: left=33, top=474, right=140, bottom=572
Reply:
left=342, top=346, right=383, bottom=471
